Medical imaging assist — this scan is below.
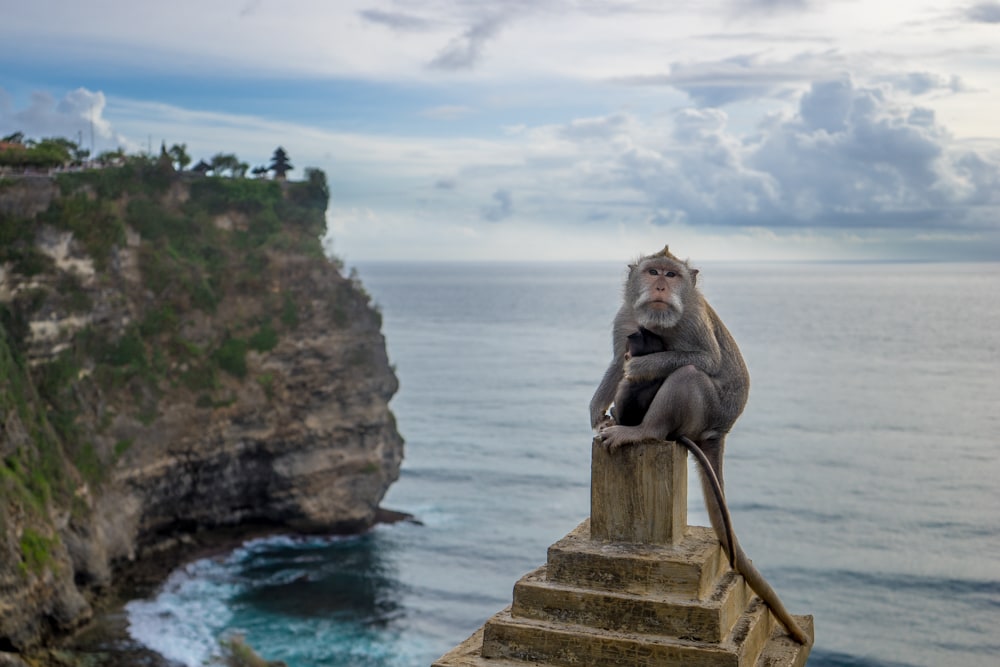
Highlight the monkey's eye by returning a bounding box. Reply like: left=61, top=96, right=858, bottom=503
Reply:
left=665, top=271, right=677, bottom=278
left=647, top=268, right=658, bottom=276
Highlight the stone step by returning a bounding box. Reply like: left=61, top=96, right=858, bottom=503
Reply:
left=512, top=565, right=750, bottom=643
left=432, top=613, right=814, bottom=667
left=755, top=616, right=814, bottom=667
left=479, top=601, right=775, bottom=667
left=433, top=627, right=531, bottom=667
left=546, top=520, right=727, bottom=599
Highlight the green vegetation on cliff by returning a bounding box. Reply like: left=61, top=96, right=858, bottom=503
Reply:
left=0, top=321, right=76, bottom=516
left=0, top=157, right=334, bottom=585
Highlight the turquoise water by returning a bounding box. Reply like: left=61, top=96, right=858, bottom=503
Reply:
left=126, top=261, right=1000, bottom=666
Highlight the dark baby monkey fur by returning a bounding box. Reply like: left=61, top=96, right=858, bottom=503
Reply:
left=613, top=328, right=667, bottom=428
left=591, top=245, right=809, bottom=645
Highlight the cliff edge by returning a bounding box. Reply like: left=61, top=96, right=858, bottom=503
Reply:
left=0, top=163, right=403, bottom=655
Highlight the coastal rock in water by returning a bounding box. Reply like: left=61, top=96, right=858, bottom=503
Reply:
left=0, top=167, right=403, bottom=652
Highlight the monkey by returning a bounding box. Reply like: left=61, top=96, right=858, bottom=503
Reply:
left=590, top=245, right=809, bottom=645
left=613, top=326, right=737, bottom=570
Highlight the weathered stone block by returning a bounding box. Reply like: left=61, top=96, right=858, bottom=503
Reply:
left=547, top=520, right=726, bottom=600
left=481, top=601, right=774, bottom=667
left=591, top=440, right=688, bottom=545
left=512, top=565, right=749, bottom=643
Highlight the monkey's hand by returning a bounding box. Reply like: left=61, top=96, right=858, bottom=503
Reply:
left=598, top=423, right=638, bottom=452
left=590, top=405, right=613, bottom=431
left=624, top=354, right=660, bottom=382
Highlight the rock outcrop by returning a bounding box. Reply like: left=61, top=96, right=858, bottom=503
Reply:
left=0, top=166, right=403, bottom=654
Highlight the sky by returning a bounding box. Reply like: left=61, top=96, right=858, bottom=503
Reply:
left=2, top=1, right=1000, bottom=262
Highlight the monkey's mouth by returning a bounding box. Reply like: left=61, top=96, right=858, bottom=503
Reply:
left=647, top=300, right=670, bottom=309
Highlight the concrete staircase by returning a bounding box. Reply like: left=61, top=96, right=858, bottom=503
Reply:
left=433, top=441, right=813, bottom=666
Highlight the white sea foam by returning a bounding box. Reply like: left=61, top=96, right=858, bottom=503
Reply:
left=125, top=558, right=238, bottom=666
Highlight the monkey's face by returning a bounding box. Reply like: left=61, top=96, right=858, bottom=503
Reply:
left=632, top=258, right=689, bottom=331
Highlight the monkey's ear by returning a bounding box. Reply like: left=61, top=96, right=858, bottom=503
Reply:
left=690, top=268, right=699, bottom=285
left=628, top=262, right=637, bottom=273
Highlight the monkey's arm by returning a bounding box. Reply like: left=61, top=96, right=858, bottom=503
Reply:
left=624, top=315, right=723, bottom=381
left=624, top=348, right=720, bottom=382
left=590, top=359, right=624, bottom=429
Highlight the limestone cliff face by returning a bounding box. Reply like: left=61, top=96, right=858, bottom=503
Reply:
left=0, top=167, right=403, bottom=653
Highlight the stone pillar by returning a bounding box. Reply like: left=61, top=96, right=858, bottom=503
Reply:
left=433, top=437, right=815, bottom=667
left=590, top=439, right=687, bottom=545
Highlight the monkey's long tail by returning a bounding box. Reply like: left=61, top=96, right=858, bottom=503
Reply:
left=678, top=435, right=811, bottom=646
left=730, top=538, right=810, bottom=644
left=676, top=435, right=736, bottom=568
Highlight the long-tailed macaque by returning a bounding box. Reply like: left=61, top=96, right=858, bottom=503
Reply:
left=591, top=245, right=809, bottom=645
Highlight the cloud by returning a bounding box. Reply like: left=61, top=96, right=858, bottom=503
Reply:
left=559, top=113, right=632, bottom=142
left=614, top=52, right=967, bottom=109
left=481, top=188, right=514, bottom=221
left=798, top=77, right=853, bottom=133
left=713, top=79, right=998, bottom=227
left=529, top=77, right=1000, bottom=232
left=614, top=52, right=844, bottom=106
left=733, top=0, right=812, bottom=11
left=966, top=2, right=1000, bottom=22
left=359, top=8, right=435, bottom=31
left=880, top=72, right=967, bottom=95
left=0, top=87, right=126, bottom=149
left=429, top=15, right=506, bottom=70
left=239, top=1, right=262, bottom=18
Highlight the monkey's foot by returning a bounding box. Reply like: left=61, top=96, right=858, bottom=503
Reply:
left=597, top=424, right=645, bottom=452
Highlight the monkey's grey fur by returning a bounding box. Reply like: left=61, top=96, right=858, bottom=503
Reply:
left=590, top=245, right=809, bottom=645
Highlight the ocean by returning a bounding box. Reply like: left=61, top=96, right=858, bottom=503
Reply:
left=123, top=261, right=1000, bottom=667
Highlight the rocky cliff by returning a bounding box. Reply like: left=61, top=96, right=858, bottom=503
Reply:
left=0, top=163, right=403, bottom=657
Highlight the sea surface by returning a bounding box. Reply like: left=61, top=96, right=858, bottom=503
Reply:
left=125, top=261, right=1000, bottom=667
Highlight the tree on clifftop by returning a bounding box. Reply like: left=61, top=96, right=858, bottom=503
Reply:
left=168, top=143, right=191, bottom=171
left=269, top=147, right=293, bottom=180
left=211, top=152, right=246, bottom=178
left=0, top=136, right=77, bottom=169
left=191, top=159, right=212, bottom=175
